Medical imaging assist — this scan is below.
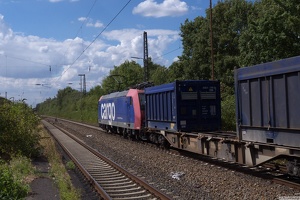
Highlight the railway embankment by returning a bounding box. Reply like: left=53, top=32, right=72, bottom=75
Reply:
left=0, top=100, right=80, bottom=199
left=51, top=117, right=300, bottom=200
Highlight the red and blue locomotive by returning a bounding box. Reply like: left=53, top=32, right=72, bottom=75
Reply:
left=98, top=88, right=145, bottom=138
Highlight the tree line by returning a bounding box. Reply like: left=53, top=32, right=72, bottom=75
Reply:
left=37, top=0, right=300, bottom=130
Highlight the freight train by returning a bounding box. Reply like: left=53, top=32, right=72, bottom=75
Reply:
left=98, top=56, right=300, bottom=177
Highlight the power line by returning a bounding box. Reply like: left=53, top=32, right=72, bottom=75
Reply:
left=160, top=46, right=181, bottom=57
left=57, top=0, right=132, bottom=81
left=52, top=0, right=98, bottom=68
left=152, top=46, right=182, bottom=60
left=2, top=54, right=50, bottom=67
left=75, top=0, right=98, bottom=37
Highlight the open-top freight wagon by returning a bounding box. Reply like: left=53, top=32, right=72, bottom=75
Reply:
left=235, top=56, right=300, bottom=172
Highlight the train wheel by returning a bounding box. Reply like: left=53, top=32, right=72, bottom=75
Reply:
left=123, top=129, right=128, bottom=138
left=127, top=129, right=134, bottom=140
left=158, top=134, right=170, bottom=149
left=149, top=133, right=157, bottom=144
left=134, top=130, right=139, bottom=141
left=112, top=126, right=117, bottom=134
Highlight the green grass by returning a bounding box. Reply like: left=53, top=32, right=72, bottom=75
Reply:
left=0, top=156, right=33, bottom=199
left=39, top=125, right=81, bottom=200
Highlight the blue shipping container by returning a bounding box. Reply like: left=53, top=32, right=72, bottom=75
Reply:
left=145, top=80, right=221, bottom=133
left=235, top=56, right=300, bottom=148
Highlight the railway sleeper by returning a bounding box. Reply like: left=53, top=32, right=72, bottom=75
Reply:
left=86, top=165, right=112, bottom=170
left=105, top=186, right=142, bottom=193
left=89, top=171, right=121, bottom=177
left=89, top=171, right=118, bottom=177
left=112, top=194, right=154, bottom=200
left=97, top=177, right=130, bottom=184
left=103, top=183, right=137, bottom=190
left=108, top=190, right=147, bottom=197
left=88, top=168, right=117, bottom=173
left=92, top=173, right=123, bottom=179
left=100, top=181, right=133, bottom=187
left=94, top=175, right=126, bottom=181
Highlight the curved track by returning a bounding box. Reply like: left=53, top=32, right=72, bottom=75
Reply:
left=42, top=119, right=171, bottom=200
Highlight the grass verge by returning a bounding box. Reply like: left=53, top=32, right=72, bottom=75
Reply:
left=0, top=156, right=34, bottom=199
left=38, top=124, right=81, bottom=200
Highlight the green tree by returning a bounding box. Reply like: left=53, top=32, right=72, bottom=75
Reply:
left=179, top=16, right=211, bottom=80
left=212, top=0, right=253, bottom=89
left=0, top=102, right=40, bottom=157
left=150, top=65, right=169, bottom=85
left=56, top=87, right=78, bottom=109
left=101, top=61, right=143, bottom=93
left=179, top=0, right=253, bottom=90
left=167, top=61, right=185, bottom=81
left=89, top=85, right=104, bottom=97
left=239, top=0, right=300, bottom=66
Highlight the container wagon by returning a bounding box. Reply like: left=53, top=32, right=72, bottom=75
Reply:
left=144, top=80, right=223, bottom=153
left=145, top=80, right=221, bottom=133
left=235, top=56, right=300, bottom=167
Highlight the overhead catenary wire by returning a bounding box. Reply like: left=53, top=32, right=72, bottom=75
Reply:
left=34, top=0, right=100, bottom=102
left=50, top=0, right=98, bottom=76
left=1, top=54, right=50, bottom=67
left=152, top=46, right=182, bottom=61
left=57, top=0, right=132, bottom=82
left=75, top=0, right=98, bottom=37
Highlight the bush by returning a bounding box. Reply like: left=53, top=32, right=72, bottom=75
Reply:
left=66, top=161, right=76, bottom=170
left=221, top=94, right=236, bottom=131
left=0, top=102, right=41, bottom=158
left=0, top=157, right=32, bottom=199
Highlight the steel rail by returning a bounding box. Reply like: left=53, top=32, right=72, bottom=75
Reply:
left=45, top=116, right=300, bottom=193
left=42, top=119, right=172, bottom=200
left=42, top=120, right=112, bottom=199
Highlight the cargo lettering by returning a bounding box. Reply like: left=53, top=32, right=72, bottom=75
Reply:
left=101, top=103, right=115, bottom=121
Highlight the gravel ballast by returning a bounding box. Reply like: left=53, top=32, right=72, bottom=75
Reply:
left=52, top=119, right=299, bottom=200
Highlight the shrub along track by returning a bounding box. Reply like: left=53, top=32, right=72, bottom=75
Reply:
left=42, top=119, right=171, bottom=200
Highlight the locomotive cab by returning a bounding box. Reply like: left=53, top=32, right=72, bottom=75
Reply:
left=98, top=89, right=144, bottom=136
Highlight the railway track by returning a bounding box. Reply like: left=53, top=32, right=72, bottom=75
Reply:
left=42, top=119, right=171, bottom=200
left=43, top=117, right=300, bottom=194
left=259, top=163, right=300, bottom=190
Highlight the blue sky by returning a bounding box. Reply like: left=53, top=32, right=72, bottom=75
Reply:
left=0, top=0, right=217, bottom=106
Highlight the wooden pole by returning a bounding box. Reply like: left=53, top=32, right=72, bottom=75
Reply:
left=210, top=0, right=214, bottom=80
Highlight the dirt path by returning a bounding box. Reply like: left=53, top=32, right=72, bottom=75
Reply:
left=26, top=156, right=60, bottom=200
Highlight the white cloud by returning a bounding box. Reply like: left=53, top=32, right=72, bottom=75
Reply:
left=133, top=0, right=189, bottom=18
left=0, top=15, right=180, bottom=107
left=78, top=17, right=104, bottom=28
left=87, top=20, right=104, bottom=28
left=0, top=14, right=13, bottom=40
left=78, top=17, right=87, bottom=22
left=102, top=29, right=180, bottom=66
left=39, top=46, right=49, bottom=53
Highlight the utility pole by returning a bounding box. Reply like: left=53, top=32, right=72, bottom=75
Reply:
left=209, top=0, right=215, bottom=80
left=78, top=74, right=86, bottom=94
left=143, top=31, right=149, bottom=82
left=78, top=74, right=86, bottom=122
